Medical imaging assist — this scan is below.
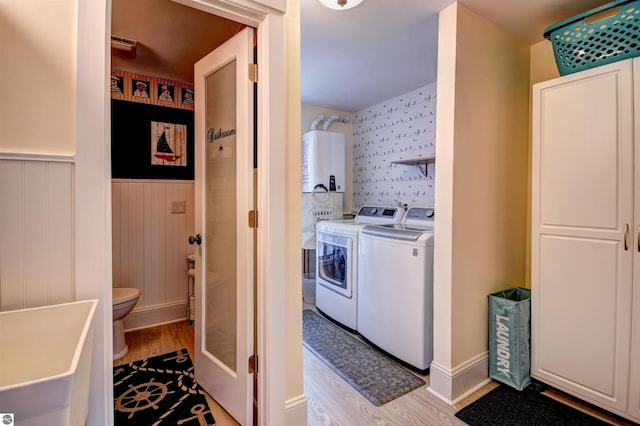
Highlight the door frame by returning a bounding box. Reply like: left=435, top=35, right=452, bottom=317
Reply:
left=75, top=0, right=289, bottom=425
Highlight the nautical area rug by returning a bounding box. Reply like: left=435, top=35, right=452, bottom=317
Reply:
left=302, top=309, right=426, bottom=406
left=113, top=348, right=216, bottom=425
left=455, top=385, right=610, bottom=426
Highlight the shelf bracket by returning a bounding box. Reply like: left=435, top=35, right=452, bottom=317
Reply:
left=416, top=163, right=429, bottom=178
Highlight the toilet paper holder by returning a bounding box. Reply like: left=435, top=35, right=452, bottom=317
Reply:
left=186, top=255, right=195, bottom=325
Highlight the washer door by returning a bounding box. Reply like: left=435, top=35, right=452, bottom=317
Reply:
left=316, top=232, right=353, bottom=298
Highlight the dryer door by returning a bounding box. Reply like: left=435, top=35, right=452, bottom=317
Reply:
left=316, top=232, right=353, bottom=298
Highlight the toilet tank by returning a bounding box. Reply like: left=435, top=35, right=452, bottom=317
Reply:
left=302, top=130, right=346, bottom=193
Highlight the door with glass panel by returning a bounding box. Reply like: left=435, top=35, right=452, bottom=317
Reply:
left=192, top=27, right=254, bottom=425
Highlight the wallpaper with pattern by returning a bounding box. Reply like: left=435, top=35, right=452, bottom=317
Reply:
left=353, top=82, right=436, bottom=210
left=111, top=69, right=194, bottom=111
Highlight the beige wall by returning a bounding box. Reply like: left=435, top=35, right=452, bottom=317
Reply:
left=0, top=0, right=76, bottom=154
left=285, top=0, right=305, bottom=411
left=525, top=40, right=559, bottom=288
left=301, top=104, right=355, bottom=213
left=531, top=40, right=560, bottom=85
left=433, top=2, right=530, bottom=399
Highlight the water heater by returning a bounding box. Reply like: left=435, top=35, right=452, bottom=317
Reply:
left=302, top=130, right=346, bottom=193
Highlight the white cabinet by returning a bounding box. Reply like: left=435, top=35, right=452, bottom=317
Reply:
left=532, top=58, right=640, bottom=422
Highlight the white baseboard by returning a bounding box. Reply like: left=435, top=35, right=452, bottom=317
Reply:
left=284, top=393, right=307, bottom=426
left=428, top=352, right=490, bottom=405
left=123, top=301, right=188, bottom=331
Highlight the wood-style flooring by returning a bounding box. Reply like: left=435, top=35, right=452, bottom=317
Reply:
left=115, top=319, right=632, bottom=426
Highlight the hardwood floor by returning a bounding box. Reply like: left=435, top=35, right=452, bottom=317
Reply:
left=115, top=319, right=632, bottom=426
left=304, top=345, right=471, bottom=426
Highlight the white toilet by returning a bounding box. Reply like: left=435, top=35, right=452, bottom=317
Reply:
left=112, top=287, right=141, bottom=360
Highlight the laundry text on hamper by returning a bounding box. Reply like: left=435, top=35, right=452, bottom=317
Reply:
left=495, top=314, right=511, bottom=378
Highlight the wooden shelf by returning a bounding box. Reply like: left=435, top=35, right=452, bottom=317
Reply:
left=391, top=156, right=434, bottom=178
left=390, top=156, right=435, bottom=166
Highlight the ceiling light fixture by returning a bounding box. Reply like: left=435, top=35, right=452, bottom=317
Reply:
left=318, top=0, right=363, bottom=10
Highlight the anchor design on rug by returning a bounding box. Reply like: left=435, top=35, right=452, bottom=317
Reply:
left=177, top=404, right=213, bottom=425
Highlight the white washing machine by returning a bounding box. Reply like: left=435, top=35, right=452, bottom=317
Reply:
left=315, top=206, right=405, bottom=331
left=357, top=207, right=434, bottom=372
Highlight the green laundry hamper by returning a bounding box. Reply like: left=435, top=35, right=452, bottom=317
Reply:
left=488, top=287, right=531, bottom=391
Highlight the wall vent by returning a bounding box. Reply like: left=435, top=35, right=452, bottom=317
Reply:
left=111, top=35, right=137, bottom=58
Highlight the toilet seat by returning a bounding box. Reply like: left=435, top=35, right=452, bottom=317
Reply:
left=113, top=287, right=141, bottom=306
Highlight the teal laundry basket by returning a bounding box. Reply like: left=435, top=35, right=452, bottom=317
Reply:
left=544, top=0, right=640, bottom=75
left=488, top=287, right=531, bottom=391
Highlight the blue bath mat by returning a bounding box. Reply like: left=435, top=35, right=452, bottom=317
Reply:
left=113, top=348, right=216, bottom=425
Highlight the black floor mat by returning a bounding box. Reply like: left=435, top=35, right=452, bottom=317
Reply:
left=456, top=385, right=611, bottom=426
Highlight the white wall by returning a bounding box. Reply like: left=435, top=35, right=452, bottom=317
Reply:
left=112, top=180, right=195, bottom=329
left=285, top=1, right=307, bottom=422
left=353, top=82, right=437, bottom=209
left=0, top=157, right=74, bottom=310
left=431, top=2, right=530, bottom=403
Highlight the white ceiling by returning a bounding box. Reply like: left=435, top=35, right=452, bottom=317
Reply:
left=301, top=0, right=612, bottom=112
left=112, top=0, right=613, bottom=112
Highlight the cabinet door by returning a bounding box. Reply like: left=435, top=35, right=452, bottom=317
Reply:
left=532, top=60, right=634, bottom=414
left=629, top=57, right=640, bottom=422
left=629, top=277, right=640, bottom=421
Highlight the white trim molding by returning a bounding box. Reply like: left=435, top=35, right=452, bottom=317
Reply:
left=123, top=301, right=189, bottom=331
left=0, top=151, right=75, bottom=163
left=172, top=0, right=271, bottom=27
left=284, top=394, right=308, bottom=426
left=428, top=352, right=491, bottom=405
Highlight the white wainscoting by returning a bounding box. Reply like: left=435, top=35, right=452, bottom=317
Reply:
left=0, top=154, right=75, bottom=311
left=112, top=179, right=195, bottom=329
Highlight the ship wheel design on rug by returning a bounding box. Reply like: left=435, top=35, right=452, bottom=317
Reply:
left=115, top=378, right=174, bottom=419
left=114, top=349, right=216, bottom=425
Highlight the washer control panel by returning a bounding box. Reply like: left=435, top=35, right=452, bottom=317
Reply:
left=354, top=206, right=405, bottom=224
left=404, top=207, right=435, bottom=228
left=405, top=207, right=434, bottom=221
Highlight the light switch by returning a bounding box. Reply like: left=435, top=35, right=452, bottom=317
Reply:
left=171, top=201, right=186, bottom=214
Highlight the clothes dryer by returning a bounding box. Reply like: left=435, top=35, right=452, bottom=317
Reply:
left=315, top=206, right=405, bottom=331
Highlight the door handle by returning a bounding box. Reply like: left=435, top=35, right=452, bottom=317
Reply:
left=624, top=224, right=629, bottom=251
left=188, top=234, right=202, bottom=245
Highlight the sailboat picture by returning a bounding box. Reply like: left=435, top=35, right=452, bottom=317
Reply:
left=151, top=121, right=187, bottom=167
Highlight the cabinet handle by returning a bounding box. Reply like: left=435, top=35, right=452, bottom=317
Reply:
left=624, top=224, right=629, bottom=251
left=637, top=225, right=640, bottom=252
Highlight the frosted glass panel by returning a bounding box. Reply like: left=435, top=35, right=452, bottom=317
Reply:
left=205, top=60, right=237, bottom=372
